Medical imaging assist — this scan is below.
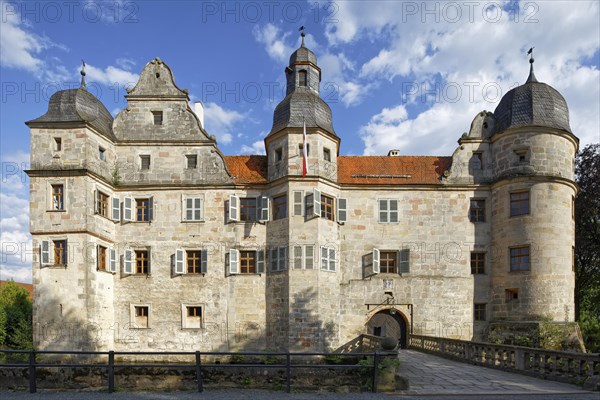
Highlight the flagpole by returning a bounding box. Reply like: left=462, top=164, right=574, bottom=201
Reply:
left=302, top=118, right=308, bottom=177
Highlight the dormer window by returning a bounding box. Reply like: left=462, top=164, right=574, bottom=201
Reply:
left=152, top=111, right=163, bottom=125
left=298, top=70, right=307, bottom=87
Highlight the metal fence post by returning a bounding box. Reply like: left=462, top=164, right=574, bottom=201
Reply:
left=286, top=353, right=291, bottom=393
left=371, top=351, right=380, bottom=393
left=195, top=351, right=203, bottom=392
left=108, top=351, right=115, bottom=393
left=28, top=350, right=36, bottom=393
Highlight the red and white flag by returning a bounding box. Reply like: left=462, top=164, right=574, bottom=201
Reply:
left=302, top=120, right=308, bottom=177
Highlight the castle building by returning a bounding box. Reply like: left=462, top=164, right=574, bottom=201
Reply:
left=26, top=42, right=578, bottom=353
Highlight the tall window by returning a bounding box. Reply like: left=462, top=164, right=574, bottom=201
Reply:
left=510, top=191, right=529, bottom=216
left=323, top=148, right=331, bottom=161
left=380, top=251, right=398, bottom=273
left=184, top=197, right=203, bottom=221
left=469, top=199, right=485, bottom=222
left=140, top=155, right=151, bottom=170
left=240, top=198, right=257, bottom=222
left=133, top=305, right=149, bottom=328
left=240, top=251, right=257, bottom=274
left=474, top=303, right=486, bottom=321
left=470, top=252, right=485, bottom=274
left=298, top=70, right=307, bottom=86
left=186, top=250, right=203, bottom=274
left=379, top=199, right=399, bottom=223
left=54, top=137, right=62, bottom=151
left=186, top=155, right=197, bottom=169
left=97, top=191, right=109, bottom=217
left=321, top=194, right=334, bottom=221
left=136, top=199, right=149, bottom=221
left=98, top=245, right=107, bottom=271
left=52, top=184, right=64, bottom=210
left=135, top=250, right=149, bottom=274
left=98, top=147, right=106, bottom=161
left=321, top=246, right=336, bottom=272
left=53, top=240, right=67, bottom=265
left=152, top=111, right=163, bottom=125
left=272, top=194, right=287, bottom=220
left=471, top=152, right=483, bottom=169
left=510, top=246, right=530, bottom=271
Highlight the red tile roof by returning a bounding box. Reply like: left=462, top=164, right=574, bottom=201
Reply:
left=337, top=156, right=452, bottom=185
left=0, top=280, right=33, bottom=299
left=225, top=155, right=268, bottom=184
left=224, top=155, right=452, bottom=185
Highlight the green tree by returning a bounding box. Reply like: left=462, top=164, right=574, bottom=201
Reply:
left=0, top=281, right=33, bottom=349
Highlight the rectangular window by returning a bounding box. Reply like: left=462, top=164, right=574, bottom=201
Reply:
left=379, top=199, right=398, bottom=223
left=380, top=251, right=398, bottom=274
left=136, top=198, right=150, bottom=222
left=474, top=303, right=486, bottom=321
left=293, top=245, right=314, bottom=269
left=52, top=184, right=64, bottom=210
left=572, top=196, right=575, bottom=220
left=97, top=191, right=109, bottom=217
left=140, top=155, right=151, bottom=170
left=98, top=147, right=105, bottom=161
left=298, top=70, right=307, bottom=86
left=275, top=148, right=283, bottom=163
left=472, top=152, right=483, bottom=169
left=53, top=240, right=67, bottom=265
left=240, top=250, right=257, bottom=274
left=293, top=191, right=303, bottom=216
left=298, top=143, right=309, bottom=156
left=183, top=305, right=202, bottom=329
left=510, top=246, right=530, bottom=271
left=97, top=245, right=107, bottom=271
left=54, top=137, right=62, bottom=151
left=186, top=155, right=197, bottom=169
left=471, top=252, right=485, bottom=274
left=320, top=246, right=336, bottom=272
left=240, top=198, right=257, bottom=222
left=469, top=199, right=485, bottom=222
left=135, top=250, right=149, bottom=274
left=272, top=194, right=287, bottom=220
left=510, top=191, right=529, bottom=216
left=152, top=111, right=163, bottom=125
left=187, top=306, right=202, bottom=317
left=133, top=305, right=149, bottom=328
left=184, top=197, right=203, bottom=221
left=186, top=250, right=204, bottom=274
left=399, top=249, right=410, bottom=273
left=505, top=288, right=519, bottom=302
left=321, top=194, right=334, bottom=221
left=323, top=148, right=331, bottom=161
left=270, top=247, right=287, bottom=272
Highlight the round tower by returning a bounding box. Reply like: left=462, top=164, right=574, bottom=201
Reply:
left=490, top=56, right=579, bottom=325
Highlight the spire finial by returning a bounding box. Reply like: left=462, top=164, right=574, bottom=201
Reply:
left=299, top=25, right=305, bottom=47
left=80, top=59, right=87, bottom=89
left=526, top=47, right=538, bottom=83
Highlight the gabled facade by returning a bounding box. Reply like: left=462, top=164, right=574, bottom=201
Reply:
left=27, top=46, right=579, bottom=353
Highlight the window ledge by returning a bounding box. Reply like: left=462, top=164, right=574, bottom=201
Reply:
left=97, top=269, right=116, bottom=275
left=46, top=209, right=66, bottom=213
left=181, top=220, right=205, bottom=223
left=44, top=265, right=68, bottom=269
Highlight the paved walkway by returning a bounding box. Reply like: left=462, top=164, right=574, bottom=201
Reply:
left=397, top=349, right=596, bottom=396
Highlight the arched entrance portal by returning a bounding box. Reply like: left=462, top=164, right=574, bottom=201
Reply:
left=367, top=309, right=408, bottom=349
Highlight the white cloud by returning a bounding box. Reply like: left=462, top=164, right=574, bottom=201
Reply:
left=252, top=23, right=293, bottom=63
left=115, top=57, right=136, bottom=71
left=240, top=141, right=266, bottom=155
left=203, top=102, right=248, bottom=145
left=85, top=63, right=139, bottom=87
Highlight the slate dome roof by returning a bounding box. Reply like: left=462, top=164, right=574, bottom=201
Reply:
left=289, top=45, right=317, bottom=65
left=493, top=64, right=571, bottom=134
left=270, top=88, right=335, bottom=135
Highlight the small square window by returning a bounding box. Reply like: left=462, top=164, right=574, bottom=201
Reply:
left=379, top=199, right=399, bottom=223
left=514, top=148, right=529, bottom=163
left=505, top=288, right=519, bottom=302
left=182, top=305, right=202, bottom=329
left=474, top=303, right=486, bottom=321
left=510, top=246, right=530, bottom=271
left=54, top=138, right=62, bottom=151
left=323, top=148, right=331, bottom=162
left=299, top=143, right=310, bottom=156
left=380, top=251, right=398, bottom=274
left=186, top=250, right=204, bottom=274
left=98, top=147, right=105, bottom=161
left=132, top=305, right=150, bottom=328
left=186, top=155, right=197, bottom=169
left=152, top=111, right=163, bottom=125
left=140, top=155, right=151, bottom=170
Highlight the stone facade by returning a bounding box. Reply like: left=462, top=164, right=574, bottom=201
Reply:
left=26, top=47, right=579, bottom=354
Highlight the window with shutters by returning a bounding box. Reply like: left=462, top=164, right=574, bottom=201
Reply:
left=135, top=250, right=150, bottom=274
left=240, top=198, right=257, bottom=222
left=52, top=184, right=64, bottom=210
left=187, top=250, right=204, bottom=274
left=320, top=246, right=336, bottom=272
left=378, top=199, right=399, bottom=223
left=183, top=197, right=203, bottom=221
left=97, top=191, right=109, bottom=218
left=186, top=155, right=198, bottom=169
left=240, top=250, right=257, bottom=274
left=510, top=191, right=529, bottom=217
left=471, top=252, right=485, bottom=274
left=131, top=305, right=150, bottom=328
left=321, top=194, right=334, bottom=221
left=227, top=249, right=264, bottom=275
left=270, top=246, right=287, bottom=272
left=474, top=303, right=486, bottom=321
left=380, top=251, right=398, bottom=273
left=53, top=240, right=67, bottom=266
left=293, top=245, right=314, bottom=269
left=469, top=199, right=485, bottom=222
left=510, top=246, right=530, bottom=271
left=272, top=194, right=287, bottom=220
left=97, top=245, right=107, bottom=271
left=182, top=305, right=203, bottom=329
left=136, top=198, right=150, bottom=222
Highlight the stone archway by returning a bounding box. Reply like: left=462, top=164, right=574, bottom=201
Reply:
left=367, top=309, right=408, bottom=349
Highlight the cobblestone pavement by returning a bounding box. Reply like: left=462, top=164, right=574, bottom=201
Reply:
left=397, top=349, right=596, bottom=396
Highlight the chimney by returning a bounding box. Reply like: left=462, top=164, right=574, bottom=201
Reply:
left=388, top=149, right=400, bottom=156
left=194, top=101, right=204, bottom=129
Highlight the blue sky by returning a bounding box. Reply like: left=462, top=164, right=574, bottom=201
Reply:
left=1, top=0, right=599, bottom=282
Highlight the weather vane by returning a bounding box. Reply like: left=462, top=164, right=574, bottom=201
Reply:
left=299, top=25, right=305, bottom=46
left=527, top=47, right=535, bottom=64
left=80, top=59, right=87, bottom=89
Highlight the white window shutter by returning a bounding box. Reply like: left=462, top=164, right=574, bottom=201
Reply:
left=337, top=197, right=347, bottom=223
left=373, top=248, right=380, bottom=274
left=293, top=246, right=302, bottom=269
left=259, top=195, right=269, bottom=222
left=197, top=198, right=204, bottom=221
left=399, top=249, right=410, bottom=274
left=148, top=197, right=154, bottom=221
left=175, top=249, right=185, bottom=274
left=313, top=188, right=321, bottom=217
left=257, top=250, right=265, bottom=274
left=390, top=200, right=399, bottom=223
left=182, top=197, right=189, bottom=221
left=279, top=247, right=287, bottom=271
left=41, top=240, right=50, bottom=266
left=270, top=248, right=278, bottom=271
left=96, top=244, right=100, bottom=270
left=379, top=199, right=388, bottom=223
left=229, top=195, right=239, bottom=222
left=109, top=248, right=117, bottom=273
left=293, top=191, right=303, bottom=216
left=229, top=249, right=239, bottom=274
left=111, top=197, right=120, bottom=221
left=124, top=197, right=134, bottom=222
left=124, top=249, right=133, bottom=274
left=305, top=245, right=314, bottom=269
left=328, top=247, right=336, bottom=271
left=320, top=246, right=328, bottom=271
left=93, top=189, right=98, bottom=214
left=201, top=249, right=208, bottom=273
